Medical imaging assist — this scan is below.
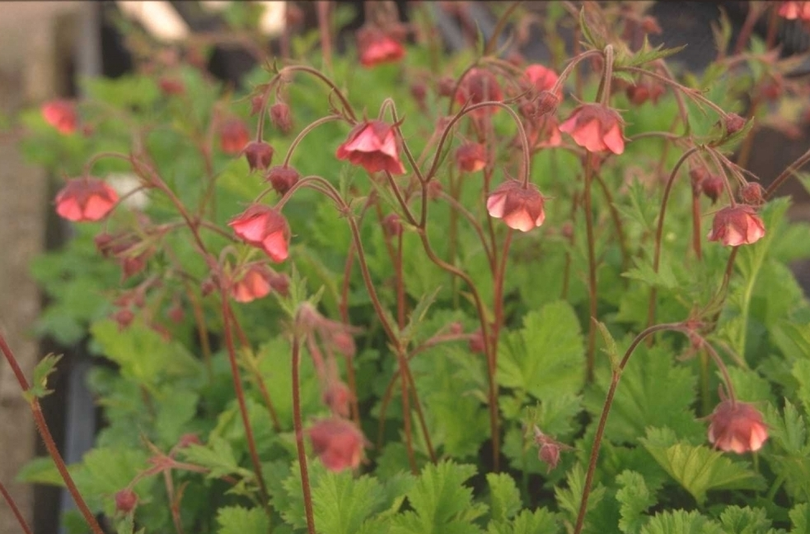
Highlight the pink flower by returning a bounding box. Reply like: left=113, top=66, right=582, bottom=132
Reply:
left=230, top=263, right=274, bottom=303
left=228, top=204, right=290, bottom=262
left=455, top=142, right=487, bottom=172
left=41, top=100, right=77, bottom=134
left=219, top=118, right=250, bottom=155
left=625, top=80, right=664, bottom=106
left=523, top=64, right=560, bottom=95
left=707, top=205, right=765, bottom=246
left=778, top=1, right=810, bottom=20
left=307, top=418, right=366, bottom=472
left=559, top=104, right=625, bottom=154
left=486, top=180, right=546, bottom=232
left=322, top=381, right=353, bottom=417
left=707, top=399, right=768, bottom=454
left=455, top=68, right=503, bottom=117
left=336, top=120, right=406, bottom=175
left=357, top=25, right=406, bottom=67
left=55, top=178, right=119, bottom=222
left=242, top=141, right=274, bottom=172
left=523, top=116, right=563, bottom=150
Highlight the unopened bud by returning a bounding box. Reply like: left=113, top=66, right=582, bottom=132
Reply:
left=740, top=182, right=765, bottom=205
left=383, top=213, right=403, bottom=238
left=115, top=489, right=138, bottom=514
left=724, top=113, right=746, bottom=135
left=266, top=165, right=300, bottom=195
left=242, top=141, right=275, bottom=172
left=270, top=102, right=293, bottom=134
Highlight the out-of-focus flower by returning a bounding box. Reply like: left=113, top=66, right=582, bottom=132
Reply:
left=219, top=118, right=250, bottom=155
left=270, top=102, right=293, bottom=134
left=230, top=263, right=275, bottom=303
left=55, top=178, right=119, bottom=222
left=357, top=25, right=406, bottom=67
left=455, top=68, right=503, bottom=117
left=307, top=418, right=366, bottom=472
left=778, top=1, right=810, bottom=20
left=41, top=100, right=77, bottom=134
left=455, top=142, right=487, bottom=172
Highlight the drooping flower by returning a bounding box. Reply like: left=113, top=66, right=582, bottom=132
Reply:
left=55, top=178, right=119, bottom=222
left=219, top=118, right=250, bottom=155
left=778, top=1, right=810, bottom=20
left=265, top=165, right=300, bottom=195
left=455, top=68, right=503, bottom=117
left=270, top=102, right=293, bottom=134
left=455, top=142, right=487, bottom=172
left=522, top=116, right=563, bottom=150
left=690, top=168, right=725, bottom=205
left=707, top=399, right=768, bottom=454
left=230, top=263, right=274, bottom=303
left=336, top=120, right=406, bottom=175
left=228, top=204, right=290, bottom=262
left=357, top=25, right=406, bottom=67
left=307, top=418, right=366, bottom=472
left=322, top=381, right=353, bottom=417
left=707, top=205, right=765, bottom=246
left=486, top=180, right=546, bottom=232
left=533, top=426, right=572, bottom=473
left=41, top=99, right=77, bottom=134
left=559, top=104, right=625, bottom=154
left=523, top=64, right=560, bottom=95
left=740, top=183, right=765, bottom=205
left=382, top=213, right=403, bottom=238
left=242, top=141, right=275, bottom=172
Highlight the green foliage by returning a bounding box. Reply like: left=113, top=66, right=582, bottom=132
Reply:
left=215, top=506, right=269, bottom=534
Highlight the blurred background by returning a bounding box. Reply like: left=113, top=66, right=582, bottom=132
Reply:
left=0, top=2, right=808, bottom=533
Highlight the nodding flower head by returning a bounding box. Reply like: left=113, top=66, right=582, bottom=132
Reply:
left=707, top=399, right=768, bottom=454
left=266, top=165, right=300, bottom=196
left=559, top=104, right=625, bottom=155
left=219, top=118, right=250, bottom=155
left=230, top=263, right=275, bottom=303
left=336, top=120, right=406, bottom=175
left=307, top=418, right=366, bottom=472
left=242, top=141, right=275, bottom=173
left=523, top=64, right=560, bottom=96
left=455, top=68, right=503, bottom=117
left=228, top=204, right=290, bottom=262
left=455, top=142, right=487, bottom=173
left=55, top=178, right=119, bottom=222
left=357, top=25, right=406, bottom=67
left=486, top=180, right=546, bottom=232
left=41, top=99, right=77, bottom=134
left=707, top=205, right=765, bottom=247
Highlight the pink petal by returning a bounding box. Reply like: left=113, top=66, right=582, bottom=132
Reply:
left=503, top=210, right=536, bottom=232
left=603, top=124, right=625, bottom=155
left=262, top=231, right=289, bottom=262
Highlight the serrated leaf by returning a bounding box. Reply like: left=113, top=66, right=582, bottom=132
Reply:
left=498, top=301, right=585, bottom=402
left=312, top=470, right=386, bottom=534
left=555, top=463, right=605, bottom=528
left=15, top=456, right=65, bottom=486
left=487, top=473, right=522, bottom=523
left=790, top=503, right=810, bottom=533
left=641, top=431, right=765, bottom=505
left=718, top=505, right=772, bottom=534
left=25, top=353, right=63, bottom=400
left=616, top=471, right=656, bottom=534
left=215, top=506, right=269, bottom=534
left=180, top=436, right=248, bottom=480
left=622, top=255, right=678, bottom=290
left=640, top=509, right=723, bottom=534
left=765, top=399, right=807, bottom=455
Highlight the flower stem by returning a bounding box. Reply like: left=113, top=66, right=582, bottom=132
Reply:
left=0, top=480, right=33, bottom=534
left=0, top=334, right=104, bottom=534
left=583, top=154, right=599, bottom=382
left=291, top=335, right=316, bottom=534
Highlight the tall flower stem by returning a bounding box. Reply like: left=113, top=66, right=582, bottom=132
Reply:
left=316, top=1, right=333, bottom=74
left=0, top=480, right=33, bottom=534
left=574, top=322, right=690, bottom=534
left=582, top=153, right=599, bottom=381
left=220, top=298, right=269, bottom=505
left=291, top=334, right=316, bottom=534
left=0, top=334, right=105, bottom=534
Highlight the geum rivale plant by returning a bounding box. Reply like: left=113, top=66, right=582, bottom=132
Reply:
left=6, top=1, right=810, bottom=533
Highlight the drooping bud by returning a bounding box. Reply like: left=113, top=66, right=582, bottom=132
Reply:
left=242, top=141, right=275, bottom=172
left=740, top=182, right=765, bottom=205
left=265, top=165, right=300, bottom=196
left=723, top=113, right=746, bottom=135
left=270, top=102, right=293, bottom=134
left=383, top=213, right=403, bottom=238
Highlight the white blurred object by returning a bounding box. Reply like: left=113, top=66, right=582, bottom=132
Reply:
left=107, top=173, right=150, bottom=210
left=201, top=1, right=287, bottom=36
left=115, top=1, right=190, bottom=41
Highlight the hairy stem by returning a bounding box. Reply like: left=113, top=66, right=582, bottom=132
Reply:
left=0, top=480, right=33, bottom=534
left=291, top=335, right=316, bottom=534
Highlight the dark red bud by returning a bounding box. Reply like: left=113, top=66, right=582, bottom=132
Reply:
left=383, top=213, right=403, bottom=238
left=437, top=76, right=456, bottom=98
left=724, top=113, right=746, bottom=135
left=115, top=489, right=138, bottom=514
left=266, top=165, right=300, bottom=195
left=242, top=141, right=275, bottom=173
left=740, top=182, right=765, bottom=205
left=270, top=102, right=293, bottom=134
left=701, top=176, right=725, bottom=204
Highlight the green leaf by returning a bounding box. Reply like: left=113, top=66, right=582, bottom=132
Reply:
left=70, top=447, right=150, bottom=513
left=215, top=506, right=269, bottom=534
left=596, top=322, right=620, bottom=371
left=622, top=255, right=678, bottom=290
left=487, top=473, right=522, bottom=524
left=790, top=503, right=810, bottom=533
left=312, top=470, right=386, bottom=534
left=181, top=436, right=249, bottom=480
left=25, top=353, right=63, bottom=400
left=764, top=399, right=807, bottom=455
left=640, top=510, right=722, bottom=534
left=718, top=506, right=772, bottom=534
left=555, top=463, right=605, bottom=529
left=400, top=287, right=442, bottom=346
left=585, top=344, right=700, bottom=444
left=510, top=509, right=561, bottom=534
left=616, top=471, right=656, bottom=534
left=641, top=430, right=765, bottom=506
left=498, top=301, right=585, bottom=402
left=15, top=456, right=65, bottom=486
left=390, top=461, right=486, bottom=534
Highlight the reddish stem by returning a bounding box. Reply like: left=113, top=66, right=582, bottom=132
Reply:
left=582, top=154, right=599, bottom=382
left=291, top=335, right=316, bottom=534
left=0, top=480, right=33, bottom=534
left=0, top=334, right=104, bottom=534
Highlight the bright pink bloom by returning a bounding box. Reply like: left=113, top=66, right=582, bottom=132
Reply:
left=707, top=205, right=765, bottom=247
left=219, top=118, right=250, bottom=155
left=242, top=141, right=275, bottom=172
left=523, top=64, right=560, bottom=95
left=455, top=142, right=487, bottom=172
left=307, top=418, right=366, bottom=472
left=486, top=180, right=546, bottom=232
left=778, top=1, right=810, bottom=20
left=230, top=264, right=274, bottom=303
left=41, top=100, right=77, bottom=134
left=707, top=400, right=768, bottom=454
left=357, top=25, right=406, bottom=67
left=229, top=204, right=290, bottom=262
left=559, top=104, right=625, bottom=154
left=455, top=68, right=503, bottom=117
left=336, top=120, right=406, bottom=174
left=55, top=178, right=118, bottom=222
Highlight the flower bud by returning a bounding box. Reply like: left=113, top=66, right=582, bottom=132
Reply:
left=266, top=165, right=300, bottom=196
left=323, top=381, right=353, bottom=417
left=270, top=102, right=293, bottom=134
left=158, top=77, right=185, bottom=96
left=701, top=175, right=725, bottom=204
left=740, top=182, right=765, bottom=205
left=437, top=76, right=456, bottom=98
left=724, top=113, right=746, bottom=135
left=115, top=489, right=138, bottom=514
left=176, top=433, right=202, bottom=449
left=383, top=213, right=403, bottom=238
left=242, top=141, right=275, bottom=173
